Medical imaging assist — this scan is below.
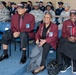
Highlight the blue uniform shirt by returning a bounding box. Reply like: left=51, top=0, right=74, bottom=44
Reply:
left=55, top=8, right=64, bottom=15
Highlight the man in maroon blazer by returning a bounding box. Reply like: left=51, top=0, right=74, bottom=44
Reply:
left=0, top=3, right=35, bottom=64
left=57, top=9, right=76, bottom=74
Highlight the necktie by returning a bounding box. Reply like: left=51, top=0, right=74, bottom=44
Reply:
left=72, top=22, right=76, bottom=36
left=20, top=17, right=23, bottom=29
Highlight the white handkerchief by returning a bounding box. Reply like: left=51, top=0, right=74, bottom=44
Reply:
left=5, top=27, right=9, bottom=30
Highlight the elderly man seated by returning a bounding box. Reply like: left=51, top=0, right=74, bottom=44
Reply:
left=57, top=9, right=76, bottom=74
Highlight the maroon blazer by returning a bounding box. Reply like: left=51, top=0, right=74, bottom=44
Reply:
left=35, top=22, right=58, bottom=50
left=11, top=13, right=35, bottom=39
left=62, top=19, right=76, bottom=38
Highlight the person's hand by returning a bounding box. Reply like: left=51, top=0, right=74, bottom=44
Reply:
left=36, top=39, right=39, bottom=45
left=13, top=32, right=20, bottom=38
left=68, top=36, right=75, bottom=42
left=39, top=39, right=46, bottom=47
left=74, top=37, right=76, bottom=42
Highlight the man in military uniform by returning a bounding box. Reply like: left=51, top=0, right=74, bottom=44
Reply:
left=30, top=2, right=44, bottom=30
left=55, top=2, right=64, bottom=16
left=0, top=1, right=10, bottom=22
left=39, top=1, right=45, bottom=12
left=0, top=3, right=35, bottom=64
left=55, top=2, right=64, bottom=25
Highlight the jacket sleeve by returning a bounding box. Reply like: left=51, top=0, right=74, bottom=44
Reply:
left=25, top=15, right=35, bottom=33
left=62, top=21, right=69, bottom=38
left=11, top=16, right=17, bottom=32
left=35, top=25, right=41, bottom=40
left=46, top=25, right=58, bottom=44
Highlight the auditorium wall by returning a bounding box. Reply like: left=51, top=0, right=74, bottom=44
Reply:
left=0, top=0, right=76, bottom=9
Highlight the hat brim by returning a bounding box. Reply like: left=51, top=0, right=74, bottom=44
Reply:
left=46, top=5, right=52, bottom=7
left=39, top=2, right=43, bottom=3
left=34, top=5, right=39, bottom=6
left=58, top=2, right=64, bottom=5
left=11, top=4, right=16, bottom=5
left=70, top=13, right=76, bottom=15
left=17, top=6, right=25, bottom=9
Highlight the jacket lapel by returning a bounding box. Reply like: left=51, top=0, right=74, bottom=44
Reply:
left=40, top=23, right=52, bottom=38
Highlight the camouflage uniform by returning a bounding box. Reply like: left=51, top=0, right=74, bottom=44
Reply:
left=0, top=7, right=10, bottom=22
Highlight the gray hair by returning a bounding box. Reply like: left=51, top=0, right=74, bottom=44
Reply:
left=44, top=11, right=52, bottom=18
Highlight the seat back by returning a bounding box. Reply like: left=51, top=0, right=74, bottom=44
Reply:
left=0, top=22, right=11, bottom=33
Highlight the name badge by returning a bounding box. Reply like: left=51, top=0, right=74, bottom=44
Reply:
left=26, top=24, right=30, bottom=28
left=49, top=32, right=53, bottom=37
